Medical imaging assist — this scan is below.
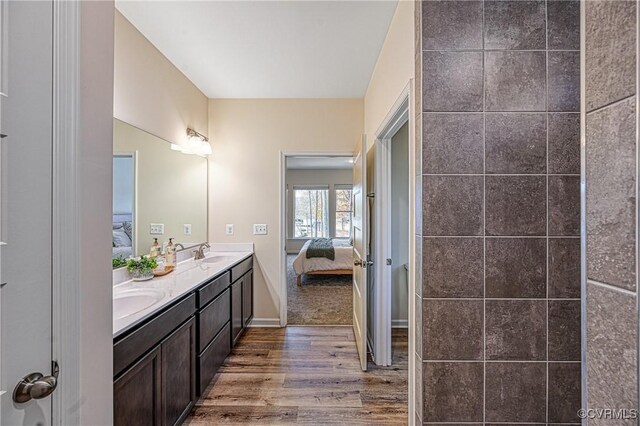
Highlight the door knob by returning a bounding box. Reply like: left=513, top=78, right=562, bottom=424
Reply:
left=354, top=259, right=363, bottom=266
left=13, top=361, right=59, bottom=403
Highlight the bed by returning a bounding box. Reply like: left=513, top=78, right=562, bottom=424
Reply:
left=292, top=238, right=353, bottom=286
left=113, top=213, right=133, bottom=260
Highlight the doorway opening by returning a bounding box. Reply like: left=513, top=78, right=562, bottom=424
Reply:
left=369, top=86, right=413, bottom=370
left=112, top=153, right=136, bottom=260
left=282, top=155, right=355, bottom=325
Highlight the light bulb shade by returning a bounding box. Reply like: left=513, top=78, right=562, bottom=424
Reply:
left=198, top=141, right=212, bottom=155
left=187, top=134, right=202, bottom=152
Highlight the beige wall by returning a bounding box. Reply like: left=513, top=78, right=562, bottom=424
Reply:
left=114, top=119, right=208, bottom=254
left=208, top=99, right=363, bottom=320
left=363, top=0, right=414, bottom=149
left=114, top=10, right=208, bottom=146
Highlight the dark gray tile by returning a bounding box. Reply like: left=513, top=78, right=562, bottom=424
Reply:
left=549, top=175, right=580, bottom=236
left=549, top=113, right=580, bottom=174
left=548, top=300, right=581, bottom=361
left=549, top=238, right=581, bottom=298
left=485, top=113, right=546, bottom=174
left=484, top=1, right=546, bottom=50
left=423, top=299, right=483, bottom=360
left=415, top=353, right=422, bottom=420
left=423, top=362, right=483, bottom=422
left=422, top=0, right=483, bottom=50
left=415, top=107, right=422, bottom=175
left=485, top=51, right=546, bottom=112
left=586, top=0, right=637, bottom=111
left=423, top=237, right=484, bottom=298
left=587, top=282, right=639, bottom=414
left=485, top=238, right=546, bottom=298
left=586, top=97, right=636, bottom=290
left=423, top=113, right=483, bottom=174
left=485, top=176, right=546, bottom=236
left=423, top=51, right=483, bottom=112
left=485, top=362, right=546, bottom=422
left=415, top=295, right=422, bottom=359
left=485, top=424, right=540, bottom=426
left=415, top=236, right=423, bottom=297
left=547, top=0, right=580, bottom=50
left=548, top=51, right=580, bottom=112
left=423, top=176, right=484, bottom=236
left=486, top=300, right=546, bottom=361
left=549, top=362, right=581, bottom=423
left=415, top=175, right=422, bottom=236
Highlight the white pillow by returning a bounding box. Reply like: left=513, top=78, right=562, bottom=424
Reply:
left=113, top=228, right=132, bottom=248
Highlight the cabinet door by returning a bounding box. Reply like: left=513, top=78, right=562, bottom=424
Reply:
left=231, top=279, right=243, bottom=345
left=161, top=317, right=196, bottom=426
left=242, top=271, right=253, bottom=326
left=114, top=347, right=161, bottom=426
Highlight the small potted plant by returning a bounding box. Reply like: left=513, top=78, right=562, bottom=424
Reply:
left=126, top=256, right=158, bottom=281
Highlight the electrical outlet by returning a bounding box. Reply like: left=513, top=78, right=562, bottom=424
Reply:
left=253, top=224, right=267, bottom=235
left=225, top=224, right=234, bottom=236
left=184, top=224, right=192, bottom=236
left=150, top=223, right=164, bottom=235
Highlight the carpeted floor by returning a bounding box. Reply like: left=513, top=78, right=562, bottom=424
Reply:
left=287, top=255, right=352, bottom=325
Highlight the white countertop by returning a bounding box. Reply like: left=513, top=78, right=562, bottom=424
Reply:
left=113, top=247, right=253, bottom=338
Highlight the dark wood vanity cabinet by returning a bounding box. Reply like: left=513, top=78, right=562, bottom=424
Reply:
left=114, top=255, right=254, bottom=426
left=231, top=279, right=243, bottom=344
left=161, top=318, right=196, bottom=426
left=242, top=272, right=253, bottom=326
left=114, top=347, right=161, bottom=426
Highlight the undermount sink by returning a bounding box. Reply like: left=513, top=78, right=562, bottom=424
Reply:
left=114, top=288, right=165, bottom=320
left=202, top=255, right=235, bottom=264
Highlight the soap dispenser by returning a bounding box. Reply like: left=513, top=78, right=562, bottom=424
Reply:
left=165, top=238, right=176, bottom=267
left=150, top=238, right=161, bottom=257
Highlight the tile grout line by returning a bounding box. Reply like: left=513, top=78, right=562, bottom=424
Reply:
left=587, top=279, right=639, bottom=297
left=481, top=0, right=487, bottom=423
left=545, top=0, right=550, bottom=423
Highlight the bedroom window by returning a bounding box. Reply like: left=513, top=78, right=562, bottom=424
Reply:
left=294, top=186, right=329, bottom=238
left=335, top=185, right=352, bottom=238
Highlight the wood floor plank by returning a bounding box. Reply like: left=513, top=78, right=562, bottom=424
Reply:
left=187, top=326, right=408, bottom=424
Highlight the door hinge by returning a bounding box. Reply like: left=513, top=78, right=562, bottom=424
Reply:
left=386, top=258, right=392, bottom=266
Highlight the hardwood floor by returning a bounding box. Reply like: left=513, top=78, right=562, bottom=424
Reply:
left=185, top=326, right=408, bottom=425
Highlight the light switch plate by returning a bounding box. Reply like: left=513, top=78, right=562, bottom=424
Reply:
left=150, top=223, right=164, bottom=235
left=183, top=224, right=192, bottom=236
left=253, top=224, right=267, bottom=235
left=225, top=224, right=234, bottom=236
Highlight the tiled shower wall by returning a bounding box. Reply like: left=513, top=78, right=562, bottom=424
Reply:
left=415, top=1, right=581, bottom=423
left=585, top=0, right=639, bottom=419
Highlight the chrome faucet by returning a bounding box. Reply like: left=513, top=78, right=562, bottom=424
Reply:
left=174, top=243, right=186, bottom=252
left=193, top=242, right=210, bottom=260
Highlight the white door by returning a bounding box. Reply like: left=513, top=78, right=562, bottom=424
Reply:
left=1, top=1, right=56, bottom=424
left=352, top=135, right=368, bottom=371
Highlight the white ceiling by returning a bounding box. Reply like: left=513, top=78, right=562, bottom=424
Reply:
left=116, top=0, right=398, bottom=98
left=287, top=156, right=354, bottom=170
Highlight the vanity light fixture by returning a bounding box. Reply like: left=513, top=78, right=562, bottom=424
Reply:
left=186, top=128, right=212, bottom=156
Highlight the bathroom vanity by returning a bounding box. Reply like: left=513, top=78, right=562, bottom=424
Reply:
left=112, top=250, right=253, bottom=426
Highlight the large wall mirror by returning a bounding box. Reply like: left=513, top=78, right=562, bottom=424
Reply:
left=112, top=119, right=208, bottom=260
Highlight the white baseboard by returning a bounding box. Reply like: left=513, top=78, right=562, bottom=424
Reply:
left=246, top=317, right=282, bottom=328
left=392, top=319, right=408, bottom=328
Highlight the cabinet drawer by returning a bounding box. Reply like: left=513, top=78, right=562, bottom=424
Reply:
left=230, top=257, right=252, bottom=282
left=197, top=322, right=231, bottom=396
left=197, top=271, right=230, bottom=308
left=114, top=294, right=196, bottom=377
left=197, top=288, right=230, bottom=353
